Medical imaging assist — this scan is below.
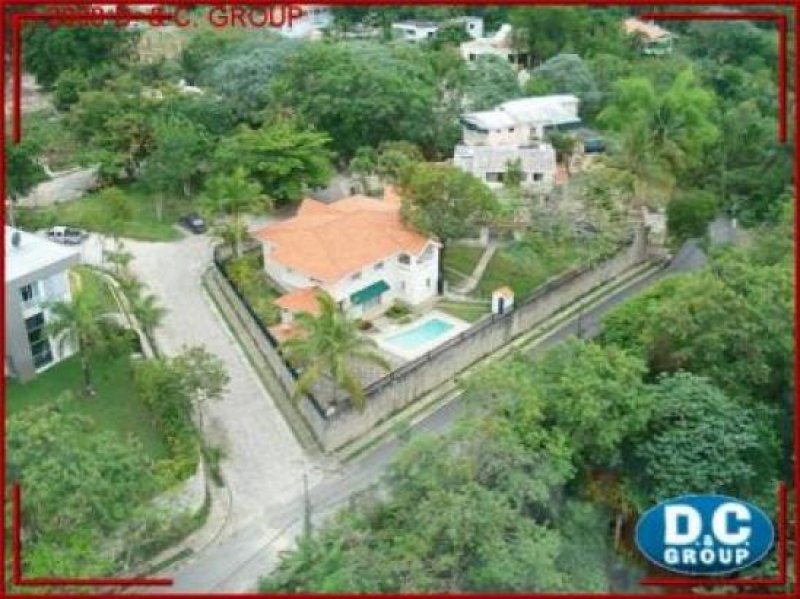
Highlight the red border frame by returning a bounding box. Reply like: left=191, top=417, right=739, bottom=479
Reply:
left=1, top=1, right=796, bottom=596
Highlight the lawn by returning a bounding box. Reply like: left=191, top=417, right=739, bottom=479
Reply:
left=6, top=354, right=169, bottom=462
left=443, top=245, right=485, bottom=287
left=437, top=300, right=490, bottom=323
left=474, top=233, right=615, bottom=300
left=17, top=183, right=185, bottom=242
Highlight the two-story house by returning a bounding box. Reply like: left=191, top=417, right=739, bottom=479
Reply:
left=5, top=227, right=79, bottom=382
left=253, top=188, right=440, bottom=337
left=453, top=95, right=581, bottom=192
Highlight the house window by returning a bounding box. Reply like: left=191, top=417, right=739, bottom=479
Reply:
left=398, top=253, right=411, bottom=265
left=25, top=312, right=52, bottom=369
left=351, top=271, right=362, bottom=281
left=374, top=261, right=384, bottom=271
left=469, top=53, right=476, bottom=61
left=533, top=173, right=544, bottom=181
left=485, top=172, right=504, bottom=183
left=20, top=283, right=37, bottom=304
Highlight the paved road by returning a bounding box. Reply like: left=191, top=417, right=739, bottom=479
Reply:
left=159, top=241, right=707, bottom=593
left=122, top=234, right=328, bottom=547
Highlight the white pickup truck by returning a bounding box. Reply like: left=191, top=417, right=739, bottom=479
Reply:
left=45, top=226, right=88, bottom=245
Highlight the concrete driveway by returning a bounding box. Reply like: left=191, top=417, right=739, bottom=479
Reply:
left=121, top=233, right=326, bottom=537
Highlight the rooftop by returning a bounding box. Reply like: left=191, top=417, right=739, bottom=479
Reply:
left=275, top=286, right=323, bottom=316
left=461, top=95, right=581, bottom=131
left=253, top=187, right=432, bottom=283
left=623, top=18, right=671, bottom=41
left=5, top=227, right=80, bottom=283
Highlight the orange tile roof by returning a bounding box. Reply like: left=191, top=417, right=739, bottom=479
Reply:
left=624, top=18, right=670, bottom=41
left=254, top=187, right=432, bottom=283
left=274, top=286, right=323, bottom=316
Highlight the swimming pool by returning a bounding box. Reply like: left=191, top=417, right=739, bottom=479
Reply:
left=384, top=318, right=454, bottom=352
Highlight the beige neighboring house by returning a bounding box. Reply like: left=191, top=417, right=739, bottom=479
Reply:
left=453, top=95, right=581, bottom=193
left=253, top=187, right=440, bottom=339
left=460, top=24, right=529, bottom=68
left=623, top=18, right=674, bottom=55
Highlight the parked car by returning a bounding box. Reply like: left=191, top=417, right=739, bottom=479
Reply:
left=180, top=213, right=207, bottom=234
left=46, top=226, right=88, bottom=245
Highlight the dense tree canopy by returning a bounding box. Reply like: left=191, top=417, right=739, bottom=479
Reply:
left=267, top=42, right=438, bottom=159
left=628, top=372, right=779, bottom=507
left=213, top=119, right=333, bottom=204
left=22, top=24, right=136, bottom=88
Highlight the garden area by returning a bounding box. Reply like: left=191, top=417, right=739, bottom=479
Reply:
left=7, top=353, right=170, bottom=462
left=16, top=183, right=185, bottom=242
left=442, top=244, right=485, bottom=288
left=220, top=250, right=283, bottom=328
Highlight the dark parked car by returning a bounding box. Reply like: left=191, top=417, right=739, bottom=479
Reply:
left=180, top=213, right=207, bottom=234
left=46, top=226, right=88, bottom=245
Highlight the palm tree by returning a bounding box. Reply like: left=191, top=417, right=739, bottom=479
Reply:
left=130, top=292, right=167, bottom=346
left=281, top=293, right=391, bottom=412
left=46, top=286, right=117, bottom=396
left=605, top=121, right=674, bottom=211
left=203, top=167, right=271, bottom=258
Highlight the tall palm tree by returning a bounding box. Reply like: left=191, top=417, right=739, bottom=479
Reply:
left=130, top=292, right=167, bottom=346
left=46, top=286, right=117, bottom=396
left=281, top=293, right=391, bottom=412
left=605, top=121, right=674, bottom=210
left=202, top=167, right=271, bottom=258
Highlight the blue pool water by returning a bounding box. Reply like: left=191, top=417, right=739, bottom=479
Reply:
left=385, top=318, right=454, bottom=351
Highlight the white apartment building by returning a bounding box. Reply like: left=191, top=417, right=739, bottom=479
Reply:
left=5, top=227, right=79, bottom=382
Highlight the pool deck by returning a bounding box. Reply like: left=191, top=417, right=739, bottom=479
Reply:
left=372, top=310, right=471, bottom=362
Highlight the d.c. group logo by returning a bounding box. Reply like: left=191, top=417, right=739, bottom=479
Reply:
left=635, top=495, right=775, bottom=576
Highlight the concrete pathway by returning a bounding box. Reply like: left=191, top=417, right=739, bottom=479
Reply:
left=450, top=242, right=498, bottom=296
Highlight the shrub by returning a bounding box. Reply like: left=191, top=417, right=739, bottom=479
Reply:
left=386, top=300, right=412, bottom=319
left=356, top=319, right=374, bottom=331
left=666, top=189, right=718, bottom=243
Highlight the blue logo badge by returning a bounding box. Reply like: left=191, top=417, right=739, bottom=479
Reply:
left=635, top=494, right=774, bottom=576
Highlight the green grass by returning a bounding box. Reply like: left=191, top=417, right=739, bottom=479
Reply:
left=7, top=354, right=169, bottom=461
left=437, top=301, right=490, bottom=323
left=17, top=184, right=185, bottom=242
left=474, top=233, right=615, bottom=300
left=443, top=245, right=485, bottom=286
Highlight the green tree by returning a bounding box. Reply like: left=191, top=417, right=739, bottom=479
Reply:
left=53, top=68, right=89, bottom=111
left=281, top=293, right=390, bottom=411
left=601, top=232, right=792, bottom=403
left=628, top=372, right=779, bottom=507
left=202, top=167, right=269, bottom=257
left=6, top=139, right=46, bottom=226
left=46, top=285, right=124, bottom=395
left=463, top=55, right=521, bottom=111
left=130, top=293, right=167, bottom=347
left=22, top=23, right=136, bottom=88
left=665, top=189, right=718, bottom=243
left=267, top=42, right=438, bottom=158
left=598, top=69, right=719, bottom=175
left=399, top=163, right=498, bottom=293
left=213, top=120, right=332, bottom=204
left=141, top=116, right=210, bottom=214
left=525, top=53, right=600, bottom=117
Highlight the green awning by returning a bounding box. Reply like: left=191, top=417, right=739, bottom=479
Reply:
left=350, top=280, right=389, bottom=305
